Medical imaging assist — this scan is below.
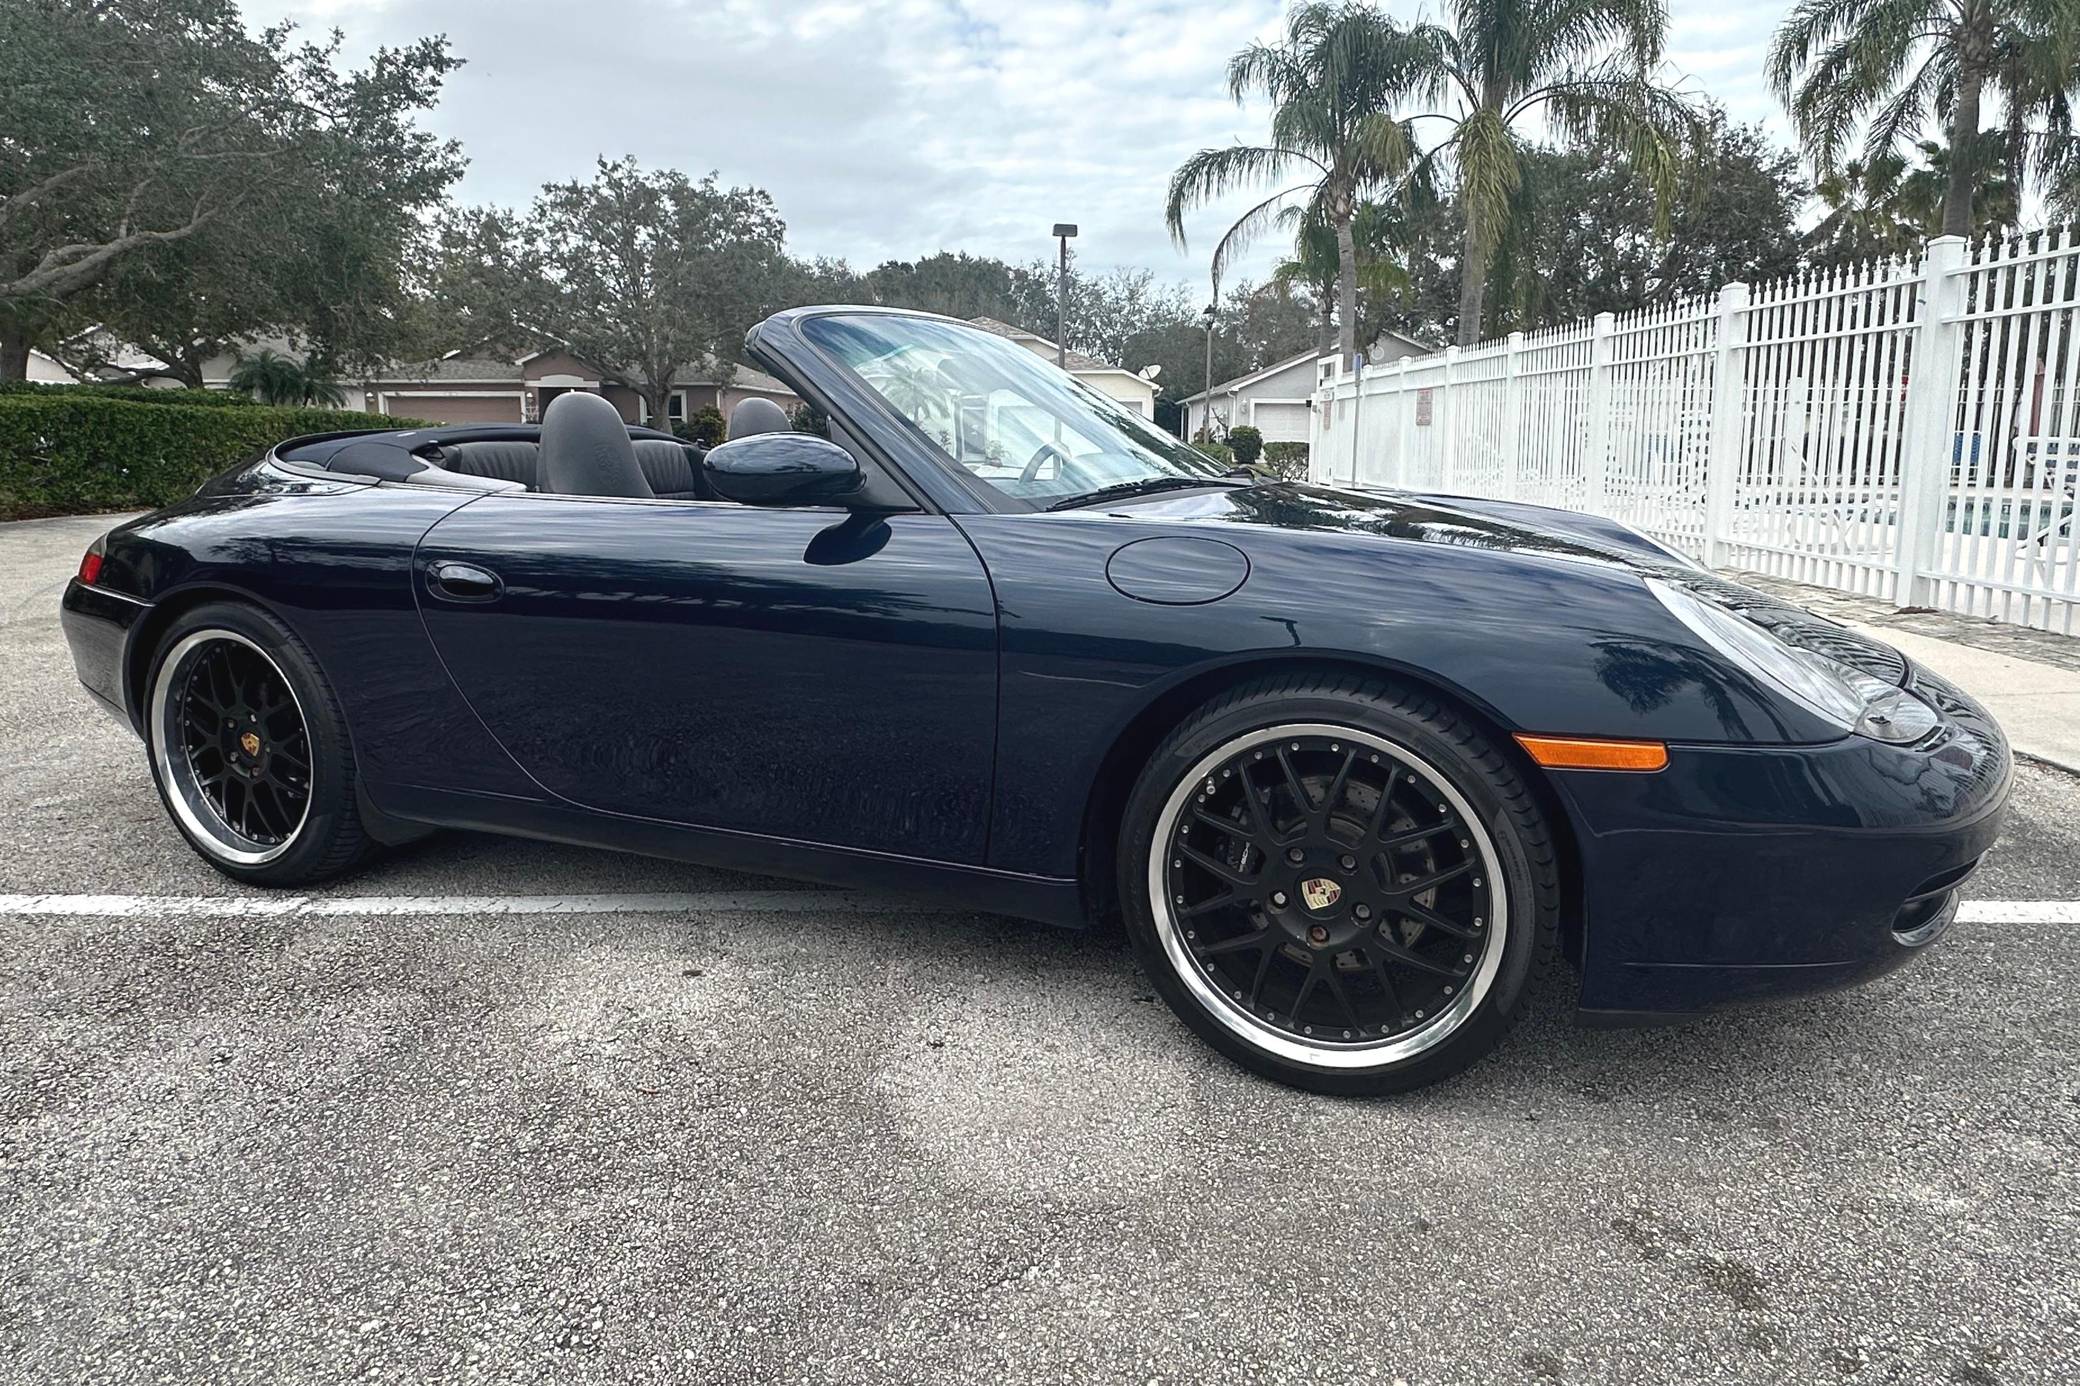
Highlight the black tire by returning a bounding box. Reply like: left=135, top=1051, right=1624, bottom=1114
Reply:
left=1117, top=672, right=1559, bottom=1095
left=143, top=600, right=378, bottom=886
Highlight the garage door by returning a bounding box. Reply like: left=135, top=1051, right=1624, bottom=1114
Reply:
left=1251, top=401, right=1311, bottom=443
left=383, top=394, right=522, bottom=424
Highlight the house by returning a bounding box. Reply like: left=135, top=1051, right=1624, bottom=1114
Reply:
left=23, top=349, right=80, bottom=383
left=965, top=317, right=1159, bottom=418
left=31, top=312, right=1161, bottom=428
left=361, top=347, right=800, bottom=427
left=1180, top=328, right=1432, bottom=442
left=31, top=334, right=801, bottom=428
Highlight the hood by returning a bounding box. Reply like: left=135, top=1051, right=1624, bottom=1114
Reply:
left=1110, top=480, right=1690, bottom=572
left=1114, top=480, right=1911, bottom=688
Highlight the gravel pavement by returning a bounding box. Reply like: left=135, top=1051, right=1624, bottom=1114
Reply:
left=4, top=513, right=2078, bottom=1385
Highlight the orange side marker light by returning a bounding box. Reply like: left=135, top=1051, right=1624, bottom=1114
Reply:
left=1514, top=734, right=1669, bottom=772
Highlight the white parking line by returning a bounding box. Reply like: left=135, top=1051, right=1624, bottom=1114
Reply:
left=1957, top=899, right=2080, bottom=924
left=0, top=891, right=960, bottom=918
left=0, top=892, right=2075, bottom=923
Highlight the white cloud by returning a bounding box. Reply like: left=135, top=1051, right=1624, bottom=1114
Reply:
left=241, top=0, right=1797, bottom=290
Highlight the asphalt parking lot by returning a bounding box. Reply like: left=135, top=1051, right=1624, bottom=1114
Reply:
left=4, top=513, right=2079, bottom=1385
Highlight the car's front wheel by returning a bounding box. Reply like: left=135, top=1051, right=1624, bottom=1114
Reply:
left=144, top=601, right=376, bottom=886
left=1119, top=673, right=1559, bottom=1095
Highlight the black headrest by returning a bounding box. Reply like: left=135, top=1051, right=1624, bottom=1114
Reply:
left=539, top=392, right=653, bottom=499
left=729, top=397, right=792, bottom=439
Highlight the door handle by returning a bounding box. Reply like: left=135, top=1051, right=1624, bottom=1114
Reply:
left=431, top=561, right=502, bottom=602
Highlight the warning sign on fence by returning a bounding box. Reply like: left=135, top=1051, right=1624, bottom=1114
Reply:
left=1415, top=389, right=1434, bottom=425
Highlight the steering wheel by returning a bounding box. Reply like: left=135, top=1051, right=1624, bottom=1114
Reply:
left=1021, top=442, right=1071, bottom=484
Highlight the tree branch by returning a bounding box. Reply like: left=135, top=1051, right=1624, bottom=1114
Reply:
left=5, top=201, right=222, bottom=302
left=0, top=164, right=97, bottom=236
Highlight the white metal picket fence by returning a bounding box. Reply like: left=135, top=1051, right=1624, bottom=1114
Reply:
left=1310, top=231, right=2080, bottom=633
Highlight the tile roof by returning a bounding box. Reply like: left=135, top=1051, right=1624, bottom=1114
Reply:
left=379, top=357, right=525, bottom=383
left=1179, top=349, right=1324, bottom=404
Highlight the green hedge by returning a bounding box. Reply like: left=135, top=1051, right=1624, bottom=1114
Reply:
left=0, top=392, right=420, bottom=520
left=1263, top=440, right=1309, bottom=479
left=0, top=379, right=265, bottom=408
left=1226, top=424, right=1264, bottom=469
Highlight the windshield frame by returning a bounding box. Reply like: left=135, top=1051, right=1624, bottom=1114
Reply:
left=777, top=306, right=1234, bottom=515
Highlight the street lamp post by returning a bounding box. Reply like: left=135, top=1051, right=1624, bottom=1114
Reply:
left=1198, top=302, right=1216, bottom=441
left=1051, top=223, right=1077, bottom=368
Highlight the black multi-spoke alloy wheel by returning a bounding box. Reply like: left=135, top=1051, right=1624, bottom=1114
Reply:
left=145, top=602, right=376, bottom=886
left=1119, top=674, right=1559, bottom=1095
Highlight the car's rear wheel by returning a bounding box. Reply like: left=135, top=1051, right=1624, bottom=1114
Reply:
left=145, top=602, right=376, bottom=886
left=1118, top=673, right=1559, bottom=1095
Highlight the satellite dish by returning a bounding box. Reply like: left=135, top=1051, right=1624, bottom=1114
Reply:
left=1138, top=364, right=1162, bottom=381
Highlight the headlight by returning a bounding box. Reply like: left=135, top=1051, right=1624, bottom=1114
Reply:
left=1851, top=683, right=1942, bottom=744
left=1647, top=580, right=1939, bottom=744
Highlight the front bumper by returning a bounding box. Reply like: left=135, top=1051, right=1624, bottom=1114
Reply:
left=1558, top=662, right=2011, bottom=1021
left=59, top=577, right=151, bottom=731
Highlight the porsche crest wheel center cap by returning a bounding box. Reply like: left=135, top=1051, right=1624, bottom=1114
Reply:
left=1299, top=877, right=1342, bottom=911
left=239, top=731, right=262, bottom=758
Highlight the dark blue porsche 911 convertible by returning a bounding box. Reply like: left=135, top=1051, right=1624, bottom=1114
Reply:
left=60, top=307, right=2011, bottom=1093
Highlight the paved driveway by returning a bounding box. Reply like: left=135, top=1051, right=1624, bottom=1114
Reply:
left=4, top=514, right=2077, bottom=1384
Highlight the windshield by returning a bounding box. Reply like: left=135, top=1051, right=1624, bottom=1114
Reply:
left=800, top=312, right=1231, bottom=507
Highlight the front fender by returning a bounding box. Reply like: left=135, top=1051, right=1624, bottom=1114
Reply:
left=957, top=511, right=1839, bottom=878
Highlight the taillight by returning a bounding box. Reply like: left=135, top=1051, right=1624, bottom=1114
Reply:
left=77, top=543, right=104, bottom=585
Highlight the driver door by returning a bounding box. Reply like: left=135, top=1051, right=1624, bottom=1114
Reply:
left=414, top=491, right=1000, bottom=863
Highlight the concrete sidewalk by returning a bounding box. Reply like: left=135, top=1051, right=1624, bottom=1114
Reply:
left=1733, top=571, right=2080, bottom=776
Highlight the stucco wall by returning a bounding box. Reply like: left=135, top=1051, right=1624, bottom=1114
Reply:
left=717, top=383, right=802, bottom=420
left=1081, top=374, right=1156, bottom=418
left=598, top=384, right=643, bottom=423
left=520, top=350, right=600, bottom=385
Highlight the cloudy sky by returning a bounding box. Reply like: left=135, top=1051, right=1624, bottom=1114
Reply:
left=244, top=0, right=1790, bottom=288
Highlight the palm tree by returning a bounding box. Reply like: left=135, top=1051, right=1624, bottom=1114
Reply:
left=1768, top=0, right=2080, bottom=240
left=294, top=358, right=348, bottom=409
left=2046, top=136, right=2080, bottom=222
left=1895, top=135, right=2022, bottom=233
left=1992, top=17, right=2080, bottom=221
left=227, top=348, right=348, bottom=407
left=1271, top=198, right=1422, bottom=355
left=1806, top=155, right=1921, bottom=263
left=1396, top=0, right=1700, bottom=346
left=1166, top=2, right=1420, bottom=367
left=1804, top=136, right=2026, bottom=266
left=226, top=349, right=307, bottom=406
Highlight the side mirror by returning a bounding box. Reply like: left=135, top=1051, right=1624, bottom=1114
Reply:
left=701, top=432, right=863, bottom=506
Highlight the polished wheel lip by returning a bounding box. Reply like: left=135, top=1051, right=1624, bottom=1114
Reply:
left=149, top=629, right=312, bottom=867
left=1147, top=722, right=1509, bottom=1071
